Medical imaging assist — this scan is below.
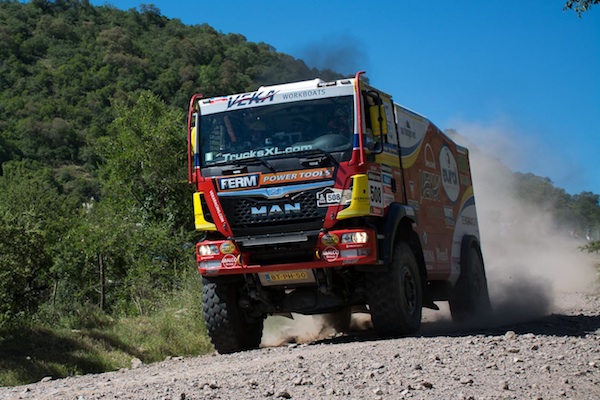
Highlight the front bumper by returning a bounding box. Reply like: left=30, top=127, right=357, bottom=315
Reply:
left=196, top=228, right=377, bottom=276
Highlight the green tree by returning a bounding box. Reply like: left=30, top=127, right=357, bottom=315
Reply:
left=564, top=0, right=600, bottom=16
left=98, top=92, right=191, bottom=228
left=571, top=192, right=600, bottom=231
left=512, top=173, right=571, bottom=212
left=51, top=198, right=132, bottom=316
left=0, top=212, right=53, bottom=328
left=64, top=92, right=195, bottom=316
left=0, top=161, right=68, bottom=327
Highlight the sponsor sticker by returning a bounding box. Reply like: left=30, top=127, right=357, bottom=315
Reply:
left=221, top=254, right=238, bottom=268
left=215, top=167, right=333, bottom=191
left=217, top=174, right=260, bottom=191
left=459, top=173, right=472, bottom=187
left=280, top=89, right=326, bottom=100
left=316, top=187, right=342, bottom=207
left=220, top=145, right=314, bottom=162
left=251, top=201, right=301, bottom=217
left=368, top=171, right=383, bottom=209
left=227, top=90, right=278, bottom=109
left=209, top=189, right=226, bottom=224
left=424, top=143, right=437, bottom=170
left=436, top=248, right=449, bottom=262
left=400, top=120, right=417, bottom=140
left=420, top=170, right=441, bottom=202
left=444, top=206, right=455, bottom=227
left=440, top=145, right=460, bottom=202
left=322, top=246, right=339, bottom=262
left=219, top=241, right=235, bottom=254
left=261, top=167, right=332, bottom=185
left=321, top=233, right=339, bottom=246
left=460, top=215, right=478, bottom=227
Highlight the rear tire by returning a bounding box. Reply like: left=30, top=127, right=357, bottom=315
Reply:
left=449, top=239, right=492, bottom=323
left=366, top=241, right=422, bottom=337
left=202, top=278, right=263, bottom=353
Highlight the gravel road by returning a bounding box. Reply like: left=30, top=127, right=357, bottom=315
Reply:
left=1, top=288, right=599, bottom=400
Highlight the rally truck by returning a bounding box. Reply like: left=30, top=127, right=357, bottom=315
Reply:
left=187, top=72, right=491, bottom=353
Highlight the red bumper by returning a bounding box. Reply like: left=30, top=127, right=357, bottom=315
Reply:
left=196, top=228, right=377, bottom=276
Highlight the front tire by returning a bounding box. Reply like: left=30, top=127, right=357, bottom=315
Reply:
left=202, top=278, right=263, bottom=353
left=366, top=241, right=422, bottom=337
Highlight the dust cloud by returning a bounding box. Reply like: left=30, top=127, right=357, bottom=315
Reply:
left=262, top=123, right=598, bottom=347
left=261, top=314, right=337, bottom=348
left=448, top=124, right=598, bottom=325
left=261, top=312, right=372, bottom=348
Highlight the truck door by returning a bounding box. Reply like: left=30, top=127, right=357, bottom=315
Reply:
left=360, top=88, right=404, bottom=208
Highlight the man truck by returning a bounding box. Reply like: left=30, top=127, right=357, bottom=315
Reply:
left=187, top=72, right=491, bottom=353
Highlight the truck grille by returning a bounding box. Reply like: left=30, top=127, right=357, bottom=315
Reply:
left=219, top=189, right=326, bottom=233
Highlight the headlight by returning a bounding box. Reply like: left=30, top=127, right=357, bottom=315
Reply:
left=198, top=244, right=219, bottom=256
left=341, top=232, right=369, bottom=244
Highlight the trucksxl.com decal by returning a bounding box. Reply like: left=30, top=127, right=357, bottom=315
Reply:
left=219, top=145, right=314, bottom=162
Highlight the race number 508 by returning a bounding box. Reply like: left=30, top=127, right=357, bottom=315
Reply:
left=369, top=184, right=382, bottom=206
left=327, top=192, right=341, bottom=203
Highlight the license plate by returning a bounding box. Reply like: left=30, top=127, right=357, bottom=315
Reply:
left=259, top=270, right=315, bottom=286
left=267, top=271, right=308, bottom=281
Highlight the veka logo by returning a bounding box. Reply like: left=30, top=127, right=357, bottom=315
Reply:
left=217, top=174, right=259, bottom=190
left=251, top=202, right=301, bottom=217
left=227, top=90, right=278, bottom=108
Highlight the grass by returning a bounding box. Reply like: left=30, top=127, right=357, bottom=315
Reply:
left=0, top=281, right=214, bottom=387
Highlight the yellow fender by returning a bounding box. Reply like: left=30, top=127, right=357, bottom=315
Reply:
left=193, top=192, right=217, bottom=231
left=337, top=174, right=371, bottom=220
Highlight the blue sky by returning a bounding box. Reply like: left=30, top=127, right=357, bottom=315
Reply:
left=93, top=0, right=599, bottom=195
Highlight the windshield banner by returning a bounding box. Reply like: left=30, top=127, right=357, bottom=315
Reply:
left=219, top=145, right=314, bottom=162
left=216, top=167, right=334, bottom=191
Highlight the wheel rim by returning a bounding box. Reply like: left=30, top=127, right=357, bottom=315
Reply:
left=402, top=267, right=417, bottom=314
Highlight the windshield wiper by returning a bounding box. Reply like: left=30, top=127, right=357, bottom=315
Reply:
left=296, top=149, right=339, bottom=167
left=230, top=157, right=276, bottom=172
left=207, top=157, right=275, bottom=172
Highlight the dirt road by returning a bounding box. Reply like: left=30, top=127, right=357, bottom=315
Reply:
left=1, top=289, right=598, bottom=400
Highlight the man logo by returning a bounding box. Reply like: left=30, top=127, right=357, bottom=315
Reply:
left=251, top=202, right=301, bottom=217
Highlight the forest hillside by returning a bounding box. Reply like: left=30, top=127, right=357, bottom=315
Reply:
left=0, top=0, right=344, bottom=328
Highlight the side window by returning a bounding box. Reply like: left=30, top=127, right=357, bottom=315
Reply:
left=362, top=90, right=389, bottom=150
left=382, top=98, right=396, bottom=146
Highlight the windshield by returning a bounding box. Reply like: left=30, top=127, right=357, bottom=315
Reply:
left=199, top=95, right=354, bottom=166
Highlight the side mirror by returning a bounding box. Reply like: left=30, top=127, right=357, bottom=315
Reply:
left=365, top=135, right=380, bottom=152
left=369, top=104, right=388, bottom=137
left=191, top=126, right=197, bottom=152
